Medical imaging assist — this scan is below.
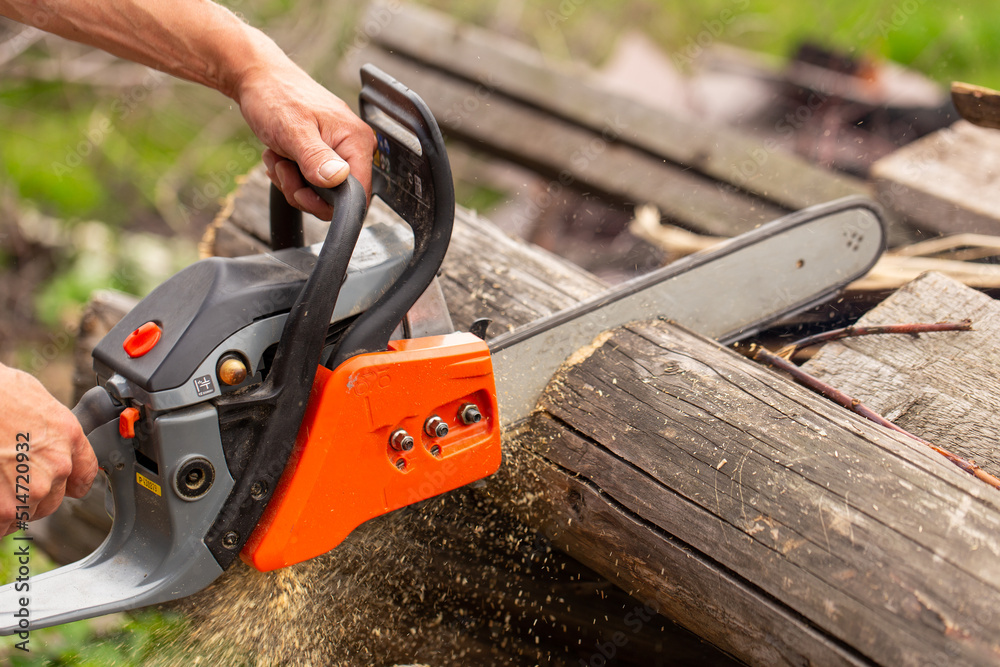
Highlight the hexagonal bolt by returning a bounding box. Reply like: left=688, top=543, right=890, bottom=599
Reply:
left=250, top=480, right=268, bottom=500
left=390, top=429, right=415, bottom=452
left=459, top=403, right=483, bottom=425
left=424, top=415, right=449, bottom=438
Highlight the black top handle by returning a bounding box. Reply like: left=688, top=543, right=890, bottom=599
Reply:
left=326, top=63, right=456, bottom=369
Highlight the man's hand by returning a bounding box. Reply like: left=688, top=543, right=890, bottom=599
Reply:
left=233, top=44, right=376, bottom=222
left=0, top=363, right=98, bottom=536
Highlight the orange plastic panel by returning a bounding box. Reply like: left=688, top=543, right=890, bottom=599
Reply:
left=242, top=332, right=501, bottom=572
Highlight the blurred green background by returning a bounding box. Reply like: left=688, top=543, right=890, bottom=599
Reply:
left=1, top=0, right=997, bottom=663
left=3, top=0, right=998, bottom=327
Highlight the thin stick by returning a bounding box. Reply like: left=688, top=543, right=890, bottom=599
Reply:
left=752, top=345, right=1000, bottom=492
left=776, top=320, right=973, bottom=360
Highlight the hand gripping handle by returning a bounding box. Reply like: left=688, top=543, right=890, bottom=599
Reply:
left=325, top=64, right=456, bottom=369
left=0, top=383, right=227, bottom=635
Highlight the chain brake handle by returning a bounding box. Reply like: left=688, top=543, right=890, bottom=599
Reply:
left=268, top=64, right=455, bottom=371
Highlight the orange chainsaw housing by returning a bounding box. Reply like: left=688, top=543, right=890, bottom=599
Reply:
left=241, top=332, right=501, bottom=572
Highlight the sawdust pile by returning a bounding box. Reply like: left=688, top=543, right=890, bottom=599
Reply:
left=146, top=444, right=700, bottom=667
left=162, top=487, right=576, bottom=666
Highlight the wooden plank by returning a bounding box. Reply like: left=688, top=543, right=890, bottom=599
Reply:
left=346, top=47, right=782, bottom=236
left=506, top=317, right=1000, bottom=666
left=805, top=271, right=1000, bottom=476
left=359, top=0, right=868, bottom=212
left=871, top=121, right=1000, bottom=235
left=952, top=81, right=1000, bottom=131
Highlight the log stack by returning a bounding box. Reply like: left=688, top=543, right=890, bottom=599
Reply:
left=47, top=6, right=1000, bottom=662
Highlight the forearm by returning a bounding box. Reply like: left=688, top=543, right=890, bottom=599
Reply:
left=0, top=0, right=283, bottom=101
left=2, top=0, right=376, bottom=212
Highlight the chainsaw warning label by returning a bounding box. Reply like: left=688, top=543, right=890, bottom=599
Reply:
left=193, top=374, right=215, bottom=397
left=136, top=472, right=162, bottom=497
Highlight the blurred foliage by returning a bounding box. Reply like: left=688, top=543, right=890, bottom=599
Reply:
left=424, top=0, right=1000, bottom=88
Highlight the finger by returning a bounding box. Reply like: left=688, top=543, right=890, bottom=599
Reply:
left=32, top=477, right=66, bottom=521
left=293, top=188, right=333, bottom=222
left=291, top=133, right=350, bottom=190
left=65, top=432, right=98, bottom=499
left=274, top=160, right=307, bottom=209
left=262, top=149, right=280, bottom=188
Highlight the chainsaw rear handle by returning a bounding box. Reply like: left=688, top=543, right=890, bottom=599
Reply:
left=72, top=386, right=122, bottom=440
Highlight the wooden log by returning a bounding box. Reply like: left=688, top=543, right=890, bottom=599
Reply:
left=351, top=1, right=868, bottom=217
left=951, top=81, right=1000, bottom=131
left=804, top=271, right=1000, bottom=476
left=871, top=120, right=1000, bottom=236
left=504, top=317, right=1000, bottom=666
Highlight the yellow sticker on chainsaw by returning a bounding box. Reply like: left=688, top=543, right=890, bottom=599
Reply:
left=136, top=472, right=162, bottom=496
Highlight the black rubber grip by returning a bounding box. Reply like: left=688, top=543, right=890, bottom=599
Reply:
left=269, top=184, right=305, bottom=251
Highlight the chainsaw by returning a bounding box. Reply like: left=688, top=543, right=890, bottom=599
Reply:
left=0, top=64, right=886, bottom=633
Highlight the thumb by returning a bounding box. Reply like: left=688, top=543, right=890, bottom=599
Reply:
left=294, top=135, right=350, bottom=188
